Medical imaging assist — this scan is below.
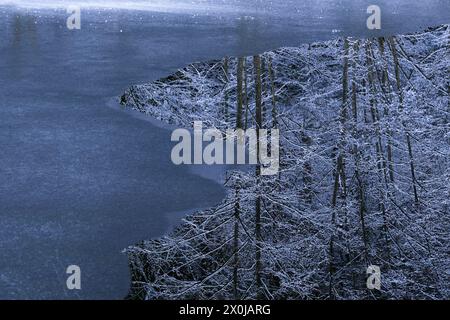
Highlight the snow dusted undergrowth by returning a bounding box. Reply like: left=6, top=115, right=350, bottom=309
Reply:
left=120, top=25, right=449, bottom=300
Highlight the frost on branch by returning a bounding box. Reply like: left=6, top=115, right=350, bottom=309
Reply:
left=122, top=25, right=450, bottom=300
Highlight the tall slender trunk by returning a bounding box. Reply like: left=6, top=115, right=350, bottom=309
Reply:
left=329, top=38, right=350, bottom=298
left=388, top=37, right=419, bottom=204
left=236, top=57, right=244, bottom=129
left=243, top=58, right=249, bottom=130
left=268, top=56, right=277, bottom=129
left=223, top=57, right=230, bottom=123
left=368, top=42, right=390, bottom=188
left=351, top=40, right=369, bottom=262
left=260, top=56, right=267, bottom=124
left=253, top=55, right=263, bottom=300
left=268, top=55, right=284, bottom=217
left=366, top=40, right=392, bottom=262
left=378, top=37, right=395, bottom=184
left=302, top=130, right=313, bottom=204
left=233, top=179, right=241, bottom=299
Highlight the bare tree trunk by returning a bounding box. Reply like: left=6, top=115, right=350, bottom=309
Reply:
left=233, top=179, right=241, bottom=299
left=267, top=55, right=285, bottom=220
left=388, top=37, right=420, bottom=204
left=260, top=56, right=267, bottom=124
left=366, top=40, right=392, bottom=262
left=236, top=57, right=244, bottom=129
left=268, top=56, right=277, bottom=129
left=367, top=42, right=390, bottom=188
left=302, top=130, right=313, bottom=204
left=351, top=40, right=369, bottom=262
left=253, top=55, right=263, bottom=300
left=223, top=57, right=229, bottom=123
left=378, top=37, right=395, bottom=183
left=329, top=38, right=350, bottom=298
left=243, top=58, right=249, bottom=130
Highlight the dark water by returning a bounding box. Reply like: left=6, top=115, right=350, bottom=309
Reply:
left=0, top=1, right=448, bottom=299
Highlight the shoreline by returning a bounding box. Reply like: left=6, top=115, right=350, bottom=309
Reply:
left=106, top=97, right=230, bottom=185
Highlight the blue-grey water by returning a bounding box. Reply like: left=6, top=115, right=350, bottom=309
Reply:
left=0, top=0, right=448, bottom=299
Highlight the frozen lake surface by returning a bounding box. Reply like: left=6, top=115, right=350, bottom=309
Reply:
left=0, top=0, right=448, bottom=299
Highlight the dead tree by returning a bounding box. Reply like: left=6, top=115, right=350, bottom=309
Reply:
left=388, top=37, right=420, bottom=205
left=233, top=177, right=241, bottom=299
left=329, top=38, right=350, bottom=298
left=366, top=39, right=392, bottom=262
left=377, top=37, right=395, bottom=184
left=253, top=54, right=263, bottom=299
left=236, top=57, right=245, bottom=129
left=350, top=40, right=369, bottom=263
left=223, top=56, right=230, bottom=123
